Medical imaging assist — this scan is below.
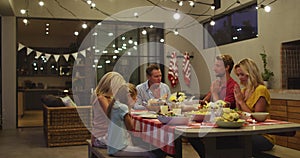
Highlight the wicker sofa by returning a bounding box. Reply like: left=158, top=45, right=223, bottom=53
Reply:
left=43, top=104, right=92, bottom=147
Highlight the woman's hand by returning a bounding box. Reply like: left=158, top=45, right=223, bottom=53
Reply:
left=234, top=84, right=244, bottom=105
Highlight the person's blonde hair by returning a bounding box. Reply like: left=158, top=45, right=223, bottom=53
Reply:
left=234, top=58, right=264, bottom=94
left=94, top=72, right=126, bottom=97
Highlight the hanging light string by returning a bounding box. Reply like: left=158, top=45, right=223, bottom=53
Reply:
left=20, top=0, right=279, bottom=37
left=54, top=0, right=79, bottom=19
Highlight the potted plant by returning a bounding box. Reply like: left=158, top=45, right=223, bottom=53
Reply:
left=260, top=51, right=274, bottom=87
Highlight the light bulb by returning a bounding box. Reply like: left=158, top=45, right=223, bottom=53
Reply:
left=128, top=38, right=133, bottom=44
left=173, top=12, right=181, bottom=20
left=20, top=9, right=26, bottom=14
left=178, top=1, right=183, bottom=6
left=142, top=29, right=147, bottom=35
left=211, top=5, right=215, bottom=10
left=160, top=38, right=165, bottom=43
left=91, top=3, right=96, bottom=8
left=189, top=1, right=195, bottom=7
left=23, top=19, right=28, bottom=25
left=82, top=23, right=88, bottom=29
left=86, top=0, right=92, bottom=5
left=174, top=29, right=179, bottom=35
left=210, top=20, right=215, bottom=26
left=74, top=31, right=79, bottom=36
left=38, top=1, right=44, bottom=7
left=264, top=5, right=271, bottom=12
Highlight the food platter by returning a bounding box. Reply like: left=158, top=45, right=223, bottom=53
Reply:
left=216, top=120, right=245, bottom=129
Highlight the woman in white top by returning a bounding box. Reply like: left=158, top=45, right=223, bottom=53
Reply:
left=91, top=72, right=126, bottom=148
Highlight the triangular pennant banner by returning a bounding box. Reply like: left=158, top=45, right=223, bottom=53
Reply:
left=72, top=52, right=78, bottom=59
left=80, top=50, right=86, bottom=57
left=27, top=48, right=33, bottom=55
left=53, top=55, right=60, bottom=62
left=18, top=43, right=25, bottom=51
left=35, top=51, right=42, bottom=59
left=63, top=54, right=70, bottom=62
left=44, top=53, right=51, bottom=62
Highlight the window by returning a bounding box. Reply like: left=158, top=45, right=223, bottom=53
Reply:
left=282, top=40, right=300, bottom=89
left=203, top=3, right=258, bottom=48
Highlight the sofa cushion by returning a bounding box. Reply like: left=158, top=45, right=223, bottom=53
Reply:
left=41, top=95, right=64, bottom=107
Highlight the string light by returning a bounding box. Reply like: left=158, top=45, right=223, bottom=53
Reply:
left=86, top=0, right=92, bottom=5
left=38, top=1, right=44, bottom=7
left=20, top=9, right=27, bottom=14
left=178, top=1, right=183, bottom=6
left=189, top=1, right=195, bottom=7
left=142, top=28, right=147, bottom=35
left=128, top=37, right=133, bottom=44
left=264, top=5, right=271, bottom=12
left=23, top=19, right=29, bottom=25
left=74, top=31, right=79, bottom=36
left=91, top=3, right=96, bottom=8
left=82, top=23, right=88, bottom=29
left=173, top=29, right=179, bottom=35
left=173, top=9, right=181, bottom=20
left=210, top=19, right=215, bottom=26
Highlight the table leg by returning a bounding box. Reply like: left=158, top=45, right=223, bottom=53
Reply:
left=174, top=136, right=182, bottom=158
left=204, top=137, right=218, bottom=158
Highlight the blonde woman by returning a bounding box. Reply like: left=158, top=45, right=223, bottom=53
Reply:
left=233, top=58, right=274, bottom=156
left=91, top=72, right=126, bottom=148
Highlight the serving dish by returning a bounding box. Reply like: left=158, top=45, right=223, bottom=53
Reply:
left=157, top=115, right=190, bottom=125
left=216, top=120, right=245, bottom=128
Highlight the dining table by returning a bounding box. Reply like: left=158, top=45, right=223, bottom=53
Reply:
left=131, top=110, right=300, bottom=158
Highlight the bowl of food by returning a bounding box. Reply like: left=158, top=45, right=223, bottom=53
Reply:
left=250, top=112, right=269, bottom=122
left=192, top=114, right=211, bottom=122
left=157, top=115, right=190, bottom=125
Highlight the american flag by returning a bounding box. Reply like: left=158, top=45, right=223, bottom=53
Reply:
left=168, top=52, right=179, bottom=88
left=183, top=52, right=191, bottom=86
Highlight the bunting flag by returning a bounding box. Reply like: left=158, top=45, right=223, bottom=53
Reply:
left=183, top=52, right=191, bottom=86
left=44, top=53, right=51, bottom=62
left=27, top=48, right=33, bottom=55
left=168, top=52, right=179, bottom=88
left=79, top=50, right=86, bottom=57
left=18, top=43, right=25, bottom=51
left=17, top=43, right=86, bottom=61
left=35, top=51, right=42, bottom=59
left=53, top=55, right=60, bottom=62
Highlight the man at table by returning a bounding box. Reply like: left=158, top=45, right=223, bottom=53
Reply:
left=134, top=63, right=171, bottom=110
left=190, top=54, right=237, bottom=158
left=200, top=54, right=237, bottom=109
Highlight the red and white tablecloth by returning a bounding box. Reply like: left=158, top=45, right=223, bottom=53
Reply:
left=131, top=113, right=290, bottom=155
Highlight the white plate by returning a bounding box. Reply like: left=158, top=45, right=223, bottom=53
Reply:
left=139, top=114, right=157, bottom=119
left=131, top=111, right=149, bottom=115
